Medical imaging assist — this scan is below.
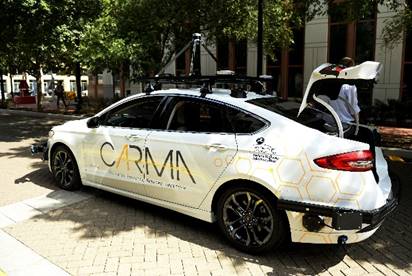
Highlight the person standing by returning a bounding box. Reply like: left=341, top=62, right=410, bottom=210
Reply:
left=331, top=57, right=360, bottom=125
left=55, top=80, right=67, bottom=108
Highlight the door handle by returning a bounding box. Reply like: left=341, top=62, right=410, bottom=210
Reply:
left=205, top=143, right=228, bottom=151
left=126, top=134, right=144, bottom=142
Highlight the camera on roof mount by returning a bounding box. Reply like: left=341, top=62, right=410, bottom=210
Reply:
left=192, top=33, right=202, bottom=43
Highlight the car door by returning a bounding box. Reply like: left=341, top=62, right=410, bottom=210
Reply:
left=83, top=95, right=165, bottom=196
left=143, top=96, right=238, bottom=208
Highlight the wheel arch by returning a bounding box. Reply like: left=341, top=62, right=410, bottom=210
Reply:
left=49, top=141, right=81, bottom=173
left=211, top=178, right=291, bottom=246
left=211, top=179, right=290, bottom=231
left=50, top=142, right=75, bottom=160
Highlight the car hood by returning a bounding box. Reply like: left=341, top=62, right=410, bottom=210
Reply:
left=298, top=61, right=382, bottom=116
left=53, top=118, right=89, bottom=132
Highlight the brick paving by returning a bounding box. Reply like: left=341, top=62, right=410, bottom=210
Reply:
left=2, top=160, right=411, bottom=276
left=1, top=110, right=412, bottom=275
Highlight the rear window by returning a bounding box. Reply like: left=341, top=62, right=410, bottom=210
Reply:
left=226, top=107, right=266, bottom=134
left=247, top=97, right=300, bottom=119
left=246, top=97, right=324, bottom=126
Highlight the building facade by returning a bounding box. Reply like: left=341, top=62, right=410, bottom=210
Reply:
left=0, top=72, right=88, bottom=97
left=163, top=3, right=409, bottom=106
left=92, top=2, right=410, bottom=106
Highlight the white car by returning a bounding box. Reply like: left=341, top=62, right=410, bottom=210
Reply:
left=33, top=62, right=398, bottom=253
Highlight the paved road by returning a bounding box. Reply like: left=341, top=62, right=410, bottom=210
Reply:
left=0, top=110, right=411, bottom=275
left=0, top=110, right=71, bottom=206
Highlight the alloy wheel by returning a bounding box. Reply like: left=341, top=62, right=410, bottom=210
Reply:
left=53, top=150, right=74, bottom=187
left=222, top=191, right=274, bottom=247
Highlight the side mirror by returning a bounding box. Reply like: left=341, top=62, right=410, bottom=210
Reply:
left=87, top=117, right=100, bottom=128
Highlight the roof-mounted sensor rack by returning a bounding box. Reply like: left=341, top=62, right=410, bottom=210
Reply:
left=135, top=33, right=274, bottom=97
left=135, top=74, right=274, bottom=97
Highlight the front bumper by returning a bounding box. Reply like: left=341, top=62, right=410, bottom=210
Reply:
left=30, top=140, right=49, bottom=161
left=277, top=190, right=398, bottom=232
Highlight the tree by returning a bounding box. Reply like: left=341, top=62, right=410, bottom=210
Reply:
left=0, top=0, right=69, bottom=111
left=0, top=1, right=24, bottom=106
left=383, top=1, right=412, bottom=46
left=51, top=0, right=103, bottom=111
left=80, top=0, right=142, bottom=98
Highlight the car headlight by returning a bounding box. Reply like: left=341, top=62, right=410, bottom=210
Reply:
left=48, top=130, right=55, bottom=138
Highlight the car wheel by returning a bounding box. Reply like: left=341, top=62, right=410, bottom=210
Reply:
left=216, top=186, right=286, bottom=254
left=51, top=146, right=82, bottom=191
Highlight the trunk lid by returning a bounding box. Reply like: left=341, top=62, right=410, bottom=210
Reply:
left=298, top=61, right=382, bottom=117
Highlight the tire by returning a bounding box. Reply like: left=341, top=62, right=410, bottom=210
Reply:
left=51, top=145, right=82, bottom=191
left=216, top=185, right=287, bottom=254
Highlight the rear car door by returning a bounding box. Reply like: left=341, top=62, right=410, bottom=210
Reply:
left=83, top=96, right=165, bottom=195
left=143, top=96, right=238, bottom=208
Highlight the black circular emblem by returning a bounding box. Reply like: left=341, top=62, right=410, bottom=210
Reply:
left=256, top=137, right=265, bottom=144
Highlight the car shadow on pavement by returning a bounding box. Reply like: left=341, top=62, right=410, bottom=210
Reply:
left=0, top=141, right=45, bottom=159
left=6, top=161, right=411, bottom=275
left=0, top=112, right=68, bottom=143
left=14, top=166, right=59, bottom=191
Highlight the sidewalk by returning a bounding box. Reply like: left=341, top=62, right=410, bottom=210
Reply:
left=379, top=126, right=412, bottom=150
left=9, top=97, right=80, bottom=116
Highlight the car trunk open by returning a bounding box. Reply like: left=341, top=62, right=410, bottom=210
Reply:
left=248, top=61, right=383, bottom=181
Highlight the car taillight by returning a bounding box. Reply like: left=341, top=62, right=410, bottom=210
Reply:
left=314, top=150, right=374, bottom=172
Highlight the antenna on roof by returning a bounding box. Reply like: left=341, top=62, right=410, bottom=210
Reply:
left=157, top=33, right=218, bottom=77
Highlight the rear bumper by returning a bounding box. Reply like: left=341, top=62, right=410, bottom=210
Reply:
left=278, top=188, right=398, bottom=232
left=30, top=140, right=49, bottom=161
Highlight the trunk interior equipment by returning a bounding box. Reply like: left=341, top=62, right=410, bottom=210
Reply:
left=298, top=62, right=382, bottom=138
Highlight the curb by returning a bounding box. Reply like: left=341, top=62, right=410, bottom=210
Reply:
left=0, top=108, right=84, bottom=120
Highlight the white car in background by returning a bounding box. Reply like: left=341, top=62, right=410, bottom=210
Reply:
left=33, top=62, right=398, bottom=253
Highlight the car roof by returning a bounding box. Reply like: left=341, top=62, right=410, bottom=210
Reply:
left=95, top=87, right=277, bottom=121
left=143, top=88, right=272, bottom=103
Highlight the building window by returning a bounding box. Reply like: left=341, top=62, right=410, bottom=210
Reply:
left=217, top=38, right=230, bottom=71
left=29, top=80, right=36, bottom=93
left=0, top=80, right=6, bottom=93
left=175, top=38, right=190, bottom=76
left=70, top=80, right=76, bottom=92
left=217, top=38, right=247, bottom=74
left=43, top=80, right=52, bottom=93
left=402, top=2, right=412, bottom=101
left=328, top=1, right=377, bottom=64
left=81, top=80, right=88, bottom=91
left=266, top=28, right=304, bottom=99
left=13, top=80, right=19, bottom=93
left=175, top=50, right=187, bottom=76
left=328, top=1, right=376, bottom=105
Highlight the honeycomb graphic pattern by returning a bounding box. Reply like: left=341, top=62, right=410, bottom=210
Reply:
left=228, top=144, right=372, bottom=212
left=277, top=159, right=305, bottom=185
left=306, top=176, right=337, bottom=203
left=221, top=131, right=381, bottom=243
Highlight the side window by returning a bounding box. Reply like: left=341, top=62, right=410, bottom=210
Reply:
left=102, top=97, right=163, bottom=128
left=226, top=107, right=266, bottom=134
left=166, top=99, right=232, bottom=133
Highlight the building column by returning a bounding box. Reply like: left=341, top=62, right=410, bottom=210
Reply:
left=373, top=4, right=403, bottom=102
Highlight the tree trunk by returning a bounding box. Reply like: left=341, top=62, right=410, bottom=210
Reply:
left=0, top=70, right=5, bottom=107
left=75, top=61, right=82, bottom=112
left=112, top=72, right=116, bottom=98
left=120, top=63, right=125, bottom=98
left=35, top=71, right=42, bottom=111
left=10, top=74, right=13, bottom=98
left=94, top=72, right=98, bottom=98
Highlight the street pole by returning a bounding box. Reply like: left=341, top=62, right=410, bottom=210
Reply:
left=257, top=0, right=263, bottom=76
left=0, top=70, right=4, bottom=107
